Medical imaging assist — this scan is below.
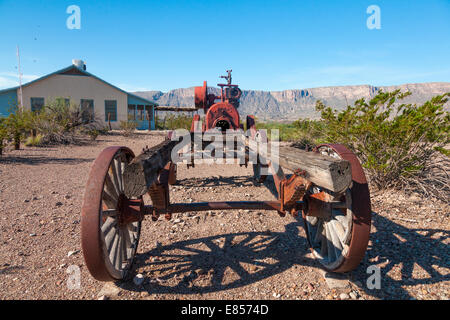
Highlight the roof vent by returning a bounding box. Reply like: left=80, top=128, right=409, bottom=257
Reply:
left=72, top=59, right=86, bottom=71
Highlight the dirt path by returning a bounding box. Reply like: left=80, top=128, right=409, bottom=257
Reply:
left=0, top=132, right=448, bottom=300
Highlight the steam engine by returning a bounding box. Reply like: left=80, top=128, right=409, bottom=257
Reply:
left=191, top=70, right=243, bottom=132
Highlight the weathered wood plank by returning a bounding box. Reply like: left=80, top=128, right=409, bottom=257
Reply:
left=123, top=138, right=178, bottom=197
left=250, top=142, right=352, bottom=193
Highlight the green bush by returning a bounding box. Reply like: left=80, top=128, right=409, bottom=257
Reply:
left=34, top=98, right=102, bottom=144
left=157, top=114, right=193, bottom=131
left=255, top=119, right=325, bottom=144
left=3, top=106, right=37, bottom=150
left=0, top=118, right=7, bottom=155
left=86, top=129, right=99, bottom=141
left=316, top=90, right=450, bottom=200
left=25, top=134, right=44, bottom=146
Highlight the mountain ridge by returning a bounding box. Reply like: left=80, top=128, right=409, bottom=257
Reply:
left=134, top=82, right=450, bottom=120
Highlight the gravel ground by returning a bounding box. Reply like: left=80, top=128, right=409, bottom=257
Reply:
left=0, top=132, right=448, bottom=300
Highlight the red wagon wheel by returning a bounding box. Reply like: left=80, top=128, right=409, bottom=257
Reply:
left=303, top=144, right=371, bottom=272
left=81, top=146, right=142, bottom=281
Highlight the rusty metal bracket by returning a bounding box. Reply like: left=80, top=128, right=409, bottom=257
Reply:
left=148, top=162, right=172, bottom=220
left=279, top=169, right=309, bottom=216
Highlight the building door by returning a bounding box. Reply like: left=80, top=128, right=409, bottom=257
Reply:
left=135, top=104, right=149, bottom=130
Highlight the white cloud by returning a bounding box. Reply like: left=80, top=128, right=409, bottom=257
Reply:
left=117, top=83, right=151, bottom=92
left=0, top=72, right=39, bottom=89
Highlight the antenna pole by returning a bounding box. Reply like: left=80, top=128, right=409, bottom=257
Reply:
left=17, top=45, right=23, bottom=110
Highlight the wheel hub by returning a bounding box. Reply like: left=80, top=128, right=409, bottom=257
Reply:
left=116, top=193, right=143, bottom=226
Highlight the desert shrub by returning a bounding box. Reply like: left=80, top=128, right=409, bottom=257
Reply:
left=316, top=90, right=450, bottom=201
left=25, top=134, right=44, bottom=146
left=34, top=98, right=102, bottom=145
left=158, top=114, right=193, bottom=131
left=256, top=119, right=325, bottom=144
left=256, top=122, right=302, bottom=141
left=3, top=106, right=36, bottom=150
left=0, top=118, right=7, bottom=155
left=86, top=129, right=99, bottom=141
left=119, top=120, right=138, bottom=136
left=97, top=126, right=110, bottom=135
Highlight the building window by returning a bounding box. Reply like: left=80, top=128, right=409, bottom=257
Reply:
left=127, top=104, right=136, bottom=121
left=54, top=97, right=70, bottom=107
left=145, top=105, right=153, bottom=121
left=137, top=105, right=145, bottom=121
left=81, top=99, right=94, bottom=123
left=105, top=100, right=117, bottom=122
left=31, top=97, right=44, bottom=113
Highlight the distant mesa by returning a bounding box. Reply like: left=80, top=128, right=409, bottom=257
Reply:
left=134, top=82, right=450, bottom=121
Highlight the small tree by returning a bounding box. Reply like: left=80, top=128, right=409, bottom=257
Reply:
left=4, top=105, right=36, bottom=150
left=34, top=98, right=101, bottom=144
left=0, top=118, right=7, bottom=155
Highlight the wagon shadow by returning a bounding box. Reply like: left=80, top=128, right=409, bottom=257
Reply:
left=120, top=218, right=318, bottom=295
left=0, top=265, right=25, bottom=275
left=0, top=156, right=94, bottom=165
left=176, top=174, right=281, bottom=198
left=118, top=211, right=450, bottom=299
left=350, top=212, right=450, bottom=300
left=177, top=175, right=257, bottom=188
left=342, top=213, right=450, bottom=299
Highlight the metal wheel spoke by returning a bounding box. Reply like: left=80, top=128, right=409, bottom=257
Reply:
left=115, top=232, right=124, bottom=270
left=331, top=219, right=346, bottom=245
left=328, top=221, right=343, bottom=258
left=120, top=234, right=128, bottom=262
left=307, top=216, right=318, bottom=226
left=128, top=223, right=138, bottom=233
left=102, top=191, right=117, bottom=209
left=101, top=217, right=117, bottom=235
left=110, top=231, right=121, bottom=266
left=104, top=173, right=119, bottom=199
left=120, top=161, right=126, bottom=192
left=320, top=223, right=328, bottom=257
left=110, top=161, right=122, bottom=195
left=123, top=227, right=132, bottom=248
left=102, top=209, right=118, bottom=218
left=313, top=219, right=324, bottom=245
left=114, top=158, right=123, bottom=193
left=325, top=223, right=336, bottom=262
left=105, top=228, right=118, bottom=252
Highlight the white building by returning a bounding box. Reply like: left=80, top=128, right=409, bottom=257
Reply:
left=0, top=60, right=156, bottom=130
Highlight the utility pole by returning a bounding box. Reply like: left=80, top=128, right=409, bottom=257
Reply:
left=17, top=45, right=23, bottom=110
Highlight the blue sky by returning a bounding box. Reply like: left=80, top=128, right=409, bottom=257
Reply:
left=0, top=0, right=449, bottom=91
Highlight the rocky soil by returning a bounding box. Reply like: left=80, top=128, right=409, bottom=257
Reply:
left=0, top=132, right=448, bottom=300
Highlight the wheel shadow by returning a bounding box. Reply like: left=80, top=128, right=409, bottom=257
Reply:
left=0, top=155, right=94, bottom=165
left=117, top=210, right=449, bottom=299
left=176, top=174, right=281, bottom=199
left=176, top=175, right=258, bottom=188
left=349, top=212, right=449, bottom=299
left=118, top=217, right=319, bottom=295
